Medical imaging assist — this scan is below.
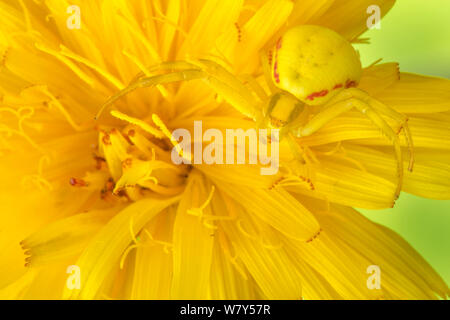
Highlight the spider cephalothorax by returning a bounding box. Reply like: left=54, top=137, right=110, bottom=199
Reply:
left=98, top=25, right=414, bottom=201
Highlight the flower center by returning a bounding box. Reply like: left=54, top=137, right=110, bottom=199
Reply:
left=70, top=118, right=190, bottom=203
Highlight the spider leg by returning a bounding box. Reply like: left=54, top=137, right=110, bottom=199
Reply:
left=259, top=49, right=278, bottom=93
left=96, top=69, right=205, bottom=119
left=99, top=59, right=264, bottom=123
left=298, top=97, right=404, bottom=202
left=343, top=88, right=414, bottom=172
left=127, top=61, right=197, bottom=85
left=187, top=59, right=263, bottom=121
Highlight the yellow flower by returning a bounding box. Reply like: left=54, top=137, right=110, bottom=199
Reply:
left=0, top=0, right=449, bottom=300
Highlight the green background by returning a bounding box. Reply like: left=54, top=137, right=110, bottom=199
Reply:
left=355, top=0, right=450, bottom=287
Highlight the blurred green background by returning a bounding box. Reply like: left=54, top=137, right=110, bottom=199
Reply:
left=355, top=0, right=450, bottom=287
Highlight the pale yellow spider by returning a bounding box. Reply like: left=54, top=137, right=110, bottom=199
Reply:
left=99, top=25, right=413, bottom=200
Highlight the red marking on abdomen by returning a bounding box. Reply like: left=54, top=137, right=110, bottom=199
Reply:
left=333, top=83, right=343, bottom=90
left=306, top=90, right=329, bottom=101
left=273, top=37, right=282, bottom=83
left=276, top=37, right=282, bottom=50
left=273, top=61, right=280, bottom=83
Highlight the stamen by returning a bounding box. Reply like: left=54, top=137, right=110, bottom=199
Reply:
left=129, top=217, right=139, bottom=244
left=303, top=146, right=320, bottom=164
left=34, top=43, right=95, bottom=87
left=111, top=110, right=164, bottom=138
left=152, top=16, right=190, bottom=42
left=119, top=244, right=140, bottom=269
left=142, top=181, right=185, bottom=196
left=260, top=236, right=283, bottom=250
left=319, top=141, right=342, bottom=156
left=21, top=175, right=53, bottom=191
left=116, top=11, right=161, bottom=62
left=187, top=186, right=215, bottom=219
left=41, top=87, right=90, bottom=131
left=18, top=0, right=32, bottom=32
left=59, top=45, right=125, bottom=89
left=143, top=229, right=173, bottom=254
left=152, top=113, right=192, bottom=162
left=0, top=107, right=45, bottom=153
left=218, top=231, right=248, bottom=280
left=236, top=219, right=258, bottom=240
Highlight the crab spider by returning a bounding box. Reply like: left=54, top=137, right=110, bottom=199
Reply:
left=99, top=25, right=413, bottom=200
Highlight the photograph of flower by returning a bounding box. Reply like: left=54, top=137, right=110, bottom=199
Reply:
left=0, top=0, right=448, bottom=301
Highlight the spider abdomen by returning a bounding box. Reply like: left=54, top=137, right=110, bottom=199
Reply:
left=272, top=25, right=362, bottom=105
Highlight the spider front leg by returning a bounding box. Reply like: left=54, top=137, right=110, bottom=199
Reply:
left=97, top=59, right=263, bottom=123
left=97, top=68, right=205, bottom=119
left=297, top=95, right=405, bottom=201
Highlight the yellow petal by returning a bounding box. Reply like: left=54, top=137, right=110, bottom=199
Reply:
left=288, top=154, right=396, bottom=209
left=314, top=204, right=449, bottom=299
left=235, top=0, right=293, bottom=72
left=62, top=196, right=179, bottom=299
left=20, top=207, right=121, bottom=267
left=209, top=230, right=264, bottom=299
left=171, top=172, right=214, bottom=299
left=130, top=208, right=175, bottom=299
left=359, top=62, right=400, bottom=96
left=217, top=180, right=320, bottom=241
left=312, top=0, right=395, bottom=41
left=178, top=0, right=243, bottom=58
left=340, top=144, right=450, bottom=200
left=217, top=199, right=302, bottom=299
left=377, top=73, right=450, bottom=114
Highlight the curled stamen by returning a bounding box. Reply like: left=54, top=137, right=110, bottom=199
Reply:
left=21, top=175, right=53, bottom=191
left=143, top=229, right=173, bottom=254
left=236, top=219, right=258, bottom=240
left=319, top=141, right=342, bottom=156
left=120, top=244, right=141, bottom=269
left=218, top=231, right=248, bottom=280
left=0, top=107, right=45, bottom=153
left=303, top=146, right=320, bottom=164
left=187, top=185, right=215, bottom=219
left=260, top=235, right=283, bottom=250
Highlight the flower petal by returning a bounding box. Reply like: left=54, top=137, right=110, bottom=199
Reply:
left=170, top=172, right=215, bottom=299
left=217, top=180, right=321, bottom=241
left=130, top=208, right=175, bottom=299
left=313, top=204, right=449, bottom=299
left=312, top=0, right=395, bottom=41
left=377, top=73, right=450, bottom=114
left=62, top=196, right=179, bottom=299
